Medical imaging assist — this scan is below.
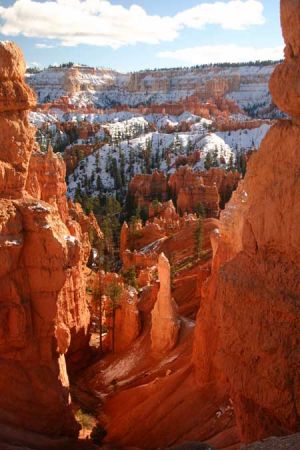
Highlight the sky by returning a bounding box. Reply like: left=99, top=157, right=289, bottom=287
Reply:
left=0, top=0, right=283, bottom=72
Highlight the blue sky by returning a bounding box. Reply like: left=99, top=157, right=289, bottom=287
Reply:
left=0, top=0, right=283, bottom=71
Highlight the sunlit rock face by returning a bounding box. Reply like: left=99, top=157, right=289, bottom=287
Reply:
left=0, top=41, right=103, bottom=437
left=0, top=42, right=36, bottom=199
left=151, top=253, right=180, bottom=354
left=193, top=0, right=300, bottom=443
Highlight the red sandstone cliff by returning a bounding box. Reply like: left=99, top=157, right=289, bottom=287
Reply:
left=0, top=41, right=102, bottom=440
left=193, top=0, right=300, bottom=443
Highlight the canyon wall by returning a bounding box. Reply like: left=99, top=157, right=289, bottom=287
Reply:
left=193, top=0, right=300, bottom=443
left=0, top=42, right=99, bottom=438
left=27, top=63, right=275, bottom=112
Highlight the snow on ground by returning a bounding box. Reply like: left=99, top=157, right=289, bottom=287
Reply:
left=217, top=123, right=271, bottom=153
left=104, top=116, right=150, bottom=140
left=67, top=128, right=234, bottom=199
left=29, top=105, right=270, bottom=201
left=67, top=119, right=270, bottom=200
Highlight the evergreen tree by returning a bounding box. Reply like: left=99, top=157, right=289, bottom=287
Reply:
left=74, top=185, right=82, bottom=203
left=144, top=139, right=152, bottom=174
left=105, top=281, right=122, bottom=353
left=227, top=154, right=235, bottom=172
left=129, top=147, right=135, bottom=178
left=196, top=203, right=206, bottom=219
left=111, top=158, right=122, bottom=190
left=204, top=152, right=213, bottom=170
left=212, top=146, right=220, bottom=167
left=119, top=150, right=126, bottom=184
left=187, top=138, right=193, bottom=156
left=123, top=266, right=138, bottom=289
left=96, top=175, right=103, bottom=193
left=174, top=134, right=181, bottom=154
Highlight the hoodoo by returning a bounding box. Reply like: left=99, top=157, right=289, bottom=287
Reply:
left=151, top=253, right=180, bottom=353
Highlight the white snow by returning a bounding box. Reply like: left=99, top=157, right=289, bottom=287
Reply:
left=217, top=123, right=270, bottom=153
left=64, top=235, right=78, bottom=244
left=29, top=203, right=50, bottom=213
left=3, top=239, right=23, bottom=247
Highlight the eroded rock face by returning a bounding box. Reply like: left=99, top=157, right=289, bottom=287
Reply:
left=94, top=272, right=141, bottom=353
left=151, top=253, right=180, bottom=353
left=193, top=1, right=300, bottom=443
left=0, top=42, right=101, bottom=438
left=0, top=43, right=36, bottom=199
left=26, top=144, right=68, bottom=221
left=169, top=166, right=239, bottom=217
left=128, top=171, right=168, bottom=209
left=270, top=0, right=300, bottom=117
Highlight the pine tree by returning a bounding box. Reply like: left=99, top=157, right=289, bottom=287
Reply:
left=74, top=185, right=82, bottom=203
left=227, top=154, right=235, bottom=172
left=212, top=146, right=220, bottom=167
left=105, top=281, right=122, bottom=353
left=96, top=175, right=103, bottom=193
left=174, top=134, right=181, bottom=154
left=129, top=147, right=135, bottom=178
left=204, top=152, right=213, bottom=170
left=196, top=203, right=206, bottom=219
left=119, top=150, right=126, bottom=184
left=187, top=138, right=193, bottom=155
left=123, top=266, right=138, bottom=289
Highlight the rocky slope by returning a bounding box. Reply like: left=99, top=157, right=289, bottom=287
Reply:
left=0, top=41, right=102, bottom=445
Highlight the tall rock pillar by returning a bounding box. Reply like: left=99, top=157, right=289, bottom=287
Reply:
left=151, top=253, right=180, bottom=353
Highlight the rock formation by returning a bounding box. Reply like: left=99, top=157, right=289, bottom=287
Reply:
left=168, top=167, right=239, bottom=216
left=90, top=271, right=141, bottom=353
left=269, top=0, right=300, bottom=117
left=120, top=221, right=129, bottom=262
left=127, top=167, right=239, bottom=220
left=26, top=144, right=68, bottom=221
left=169, top=166, right=220, bottom=217
left=0, top=41, right=102, bottom=439
left=64, top=142, right=100, bottom=176
left=151, top=253, right=180, bottom=353
left=28, top=62, right=274, bottom=115
left=0, top=42, right=36, bottom=198
left=113, top=286, right=141, bottom=353
left=193, top=0, right=300, bottom=443
left=128, top=171, right=168, bottom=209
left=199, top=168, right=240, bottom=209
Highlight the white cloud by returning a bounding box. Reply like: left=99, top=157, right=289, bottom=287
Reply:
left=35, top=43, right=55, bottom=48
left=0, top=0, right=265, bottom=49
left=158, top=44, right=284, bottom=65
left=174, top=0, right=265, bottom=30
